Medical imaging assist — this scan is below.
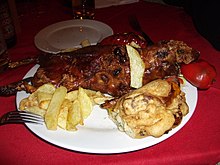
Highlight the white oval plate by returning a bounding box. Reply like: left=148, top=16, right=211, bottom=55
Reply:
left=16, top=65, right=197, bottom=154
left=34, top=19, right=113, bottom=54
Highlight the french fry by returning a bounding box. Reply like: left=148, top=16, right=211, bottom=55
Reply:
left=45, top=86, right=67, bottom=130
left=35, top=83, right=55, bottom=94
left=126, top=44, right=145, bottom=88
left=58, top=106, right=68, bottom=129
left=61, top=48, right=78, bottom=53
left=39, top=100, right=50, bottom=110
left=83, top=89, right=113, bottom=105
left=66, top=99, right=82, bottom=131
left=130, top=41, right=141, bottom=48
left=27, top=92, right=38, bottom=101
left=91, top=91, right=113, bottom=105
left=19, top=97, right=38, bottom=110
left=19, top=83, right=112, bottom=132
left=78, top=87, right=93, bottom=121
left=65, top=90, right=78, bottom=101
left=19, top=98, right=31, bottom=110
left=83, top=89, right=97, bottom=96
left=19, top=92, right=51, bottom=116
left=37, top=92, right=53, bottom=103
left=93, top=97, right=110, bottom=105
left=80, top=39, right=91, bottom=47
left=28, top=84, right=55, bottom=108
left=26, top=106, right=46, bottom=117
left=58, top=99, right=72, bottom=129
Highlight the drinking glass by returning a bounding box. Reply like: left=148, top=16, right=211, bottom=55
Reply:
left=72, top=0, right=95, bottom=19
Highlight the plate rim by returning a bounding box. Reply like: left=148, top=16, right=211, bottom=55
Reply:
left=16, top=64, right=198, bottom=154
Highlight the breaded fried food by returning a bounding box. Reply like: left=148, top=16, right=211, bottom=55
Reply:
left=101, top=79, right=188, bottom=138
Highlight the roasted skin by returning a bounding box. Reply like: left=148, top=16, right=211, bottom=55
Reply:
left=0, top=39, right=199, bottom=97
left=99, top=32, right=148, bottom=48
left=101, top=79, right=189, bottom=138
left=32, top=40, right=199, bottom=97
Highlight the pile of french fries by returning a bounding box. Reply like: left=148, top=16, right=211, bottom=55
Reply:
left=19, top=84, right=113, bottom=131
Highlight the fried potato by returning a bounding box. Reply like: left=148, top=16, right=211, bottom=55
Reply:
left=37, top=92, right=53, bottom=103
left=19, top=85, right=54, bottom=116
left=65, top=90, right=78, bottom=101
left=32, top=84, right=55, bottom=110
left=45, top=86, right=67, bottom=130
left=82, top=89, right=102, bottom=105
left=19, top=97, right=38, bottom=110
left=58, top=106, right=68, bottom=129
left=19, top=83, right=111, bottom=132
left=126, top=44, right=145, bottom=89
left=66, top=99, right=82, bottom=131
left=61, top=48, right=78, bottom=53
left=78, top=87, right=93, bottom=120
left=92, top=92, right=113, bottom=105
left=38, top=100, right=50, bottom=110
left=83, top=89, right=113, bottom=105
left=19, top=98, right=28, bottom=110
left=27, top=92, right=38, bottom=101
left=130, top=41, right=141, bottom=48
left=26, top=106, right=46, bottom=117
left=83, top=89, right=97, bottom=97
left=80, top=39, right=91, bottom=47
left=35, top=83, right=55, bottom=94
left=58, top=99, right=72, bottom=129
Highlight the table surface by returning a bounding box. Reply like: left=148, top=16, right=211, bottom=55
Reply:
left=0, top=1, right=220, bottom=164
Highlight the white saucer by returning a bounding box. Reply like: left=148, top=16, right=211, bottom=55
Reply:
left=34, top=19, right=113, bottom=54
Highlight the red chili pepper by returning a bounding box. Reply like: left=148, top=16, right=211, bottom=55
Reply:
left=99, top=32, right=148, bottom=48
left=180, top=59, right=217, bottom=89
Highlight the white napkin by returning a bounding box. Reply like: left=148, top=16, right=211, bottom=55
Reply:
left=95, top=0, right=139, bottom=8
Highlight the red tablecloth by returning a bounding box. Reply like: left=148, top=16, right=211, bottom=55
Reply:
left=0, top=1, right=220, bottom=164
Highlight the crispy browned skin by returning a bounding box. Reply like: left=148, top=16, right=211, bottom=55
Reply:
left=32, top=40, right=199, bottom=97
